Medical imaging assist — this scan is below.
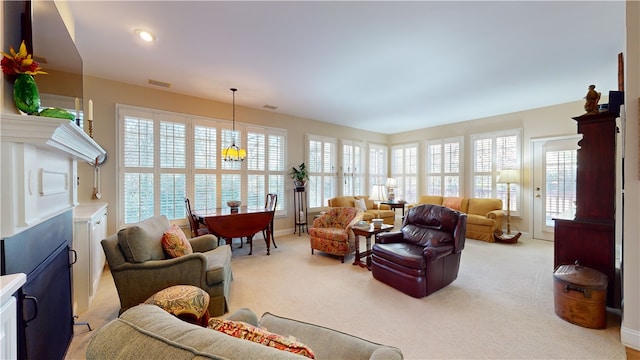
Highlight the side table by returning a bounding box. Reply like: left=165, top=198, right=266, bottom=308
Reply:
left=352, top=224, right=393, bottom=270
left=381, top=201, right=406, bottom=217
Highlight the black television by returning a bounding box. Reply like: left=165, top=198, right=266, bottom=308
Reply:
left=3, top=0, right=83, bottom=110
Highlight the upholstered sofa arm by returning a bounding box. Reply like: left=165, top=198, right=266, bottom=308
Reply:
left=375, top=231, right=404, bottom=244
left=486, top=209, right=505, bottom=219
left=259, top=312, right=403, bottom=360
left=378, top=204, right=391, bottom=210
left=189, top=234, right=218, bottom=252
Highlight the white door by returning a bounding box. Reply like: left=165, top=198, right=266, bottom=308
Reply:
left=532, top=135, right=580, bottom=240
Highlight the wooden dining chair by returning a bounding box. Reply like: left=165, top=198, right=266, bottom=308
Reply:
left=185, top=198, right=210, bottom=237
left=263, top=193, right=278, bottom=248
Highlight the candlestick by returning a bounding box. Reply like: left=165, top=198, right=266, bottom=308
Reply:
left=88, top=99, right=93, bottom=121
left=87, top=119, right=94, bottom=139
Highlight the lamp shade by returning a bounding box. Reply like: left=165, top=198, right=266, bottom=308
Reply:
left=221, top=145, right=247, bottom=161
left=385, top=178, right=397, bottom=188
left=369, top=184, right=387, bottom=202
left=497, top=169, right=520, bottom=184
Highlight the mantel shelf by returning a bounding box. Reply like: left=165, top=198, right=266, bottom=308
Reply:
left=0, top=113, right=105, bottom=163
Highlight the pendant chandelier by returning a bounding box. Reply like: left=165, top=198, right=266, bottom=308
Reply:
left=222, top=88, right=247, bottom=161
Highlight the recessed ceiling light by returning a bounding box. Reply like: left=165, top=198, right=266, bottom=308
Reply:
left=134, top=29, right=156, bottom=42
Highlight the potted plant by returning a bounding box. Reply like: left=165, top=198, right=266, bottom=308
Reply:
left=289, top=162, right=309, bottom=190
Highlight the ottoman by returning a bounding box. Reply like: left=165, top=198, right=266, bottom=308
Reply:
left=553, top=262, right=608, bottom=329
left=145, top=285, right=210, bottom=326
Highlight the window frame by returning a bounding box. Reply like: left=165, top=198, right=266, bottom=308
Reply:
left=425, top=136, right=464, bottom=197
left=390, top=142, right=419, bottom=203
left=306, top=134, right=337, bottom=209
left=470, top=129, right=522, bottom=217
left=117, top=104, right=287, bottom=228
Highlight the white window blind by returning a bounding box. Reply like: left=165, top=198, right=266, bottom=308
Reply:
left=246, top=128, right=286, bottom=215
left=368, top=143, right=388, bottom=190
left=471, top=129, right=521, bottom=215
left=193, top=124, right=217, bottom=211
left=425, top=137, right=463, bottom=196
left=307, top=135, right=337, bottom=208
left=391, top=143, right=418, bottom=203
left=341, top=139, right=365, bottom=196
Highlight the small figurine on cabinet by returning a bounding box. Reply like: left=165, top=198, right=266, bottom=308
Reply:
left=584, top=84, right=601, bottom=114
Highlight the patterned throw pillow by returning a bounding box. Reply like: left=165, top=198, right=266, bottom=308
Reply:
left=145, top=285, right=210, bottom=326
left=208, top=318, right=315, bottom=359
left=161, top=224, right=193, bottom=258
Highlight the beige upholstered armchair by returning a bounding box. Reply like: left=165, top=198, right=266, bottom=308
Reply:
left=101, top=215, right=233, bottom=316
left=308, top=207, right=363, bottom=263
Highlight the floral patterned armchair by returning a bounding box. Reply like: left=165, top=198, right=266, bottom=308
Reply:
left=309, top=207, right=364, bottom=263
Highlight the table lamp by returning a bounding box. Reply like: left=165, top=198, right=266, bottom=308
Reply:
left=370, top=184, right=387, bottom=228
left=385, top=178, right=397, bottom=201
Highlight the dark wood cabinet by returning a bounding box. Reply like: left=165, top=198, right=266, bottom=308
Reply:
left=553, top=111, right=618, bottom=308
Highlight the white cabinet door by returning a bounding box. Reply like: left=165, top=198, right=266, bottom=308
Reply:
left=73, top=203, right=108, bottom=314
left=0, top=296, right=18, bottom=360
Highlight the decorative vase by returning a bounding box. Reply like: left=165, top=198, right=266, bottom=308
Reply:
left=13, top=74, right=41, bottom=115
left=294, top=180, right=306, bottom=191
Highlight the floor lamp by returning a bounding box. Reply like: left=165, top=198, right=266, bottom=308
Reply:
left=495, top=169, right=521, bottom=243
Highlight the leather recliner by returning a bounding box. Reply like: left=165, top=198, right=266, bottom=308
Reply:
left=371, top=204, right=467, bottom=298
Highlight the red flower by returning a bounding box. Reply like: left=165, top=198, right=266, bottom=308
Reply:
left=1, top=41, right=47, bottom=76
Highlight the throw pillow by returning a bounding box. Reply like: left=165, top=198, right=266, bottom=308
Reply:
left=161, top=224, right=193, bottom=258
left=443, top=197, right=464, bottom=211
left=354, top=198, right=367, bottom=211
left=208, top=318, right=315, bottom=359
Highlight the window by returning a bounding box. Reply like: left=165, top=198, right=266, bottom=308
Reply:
left=471, top=130, right=521, bottom=216
left=425, top=137, right=464, bottom=196
left=341, top=139, right=365, bottom=196
left=368, top=143, right=388, bottom=193
left=307, top=135, right=337, bottom=208
left=118, top=105, right=287, bottom=227
left=246, top=127, right=286, bottom=215
left=391, top=143, right=418, bottom=203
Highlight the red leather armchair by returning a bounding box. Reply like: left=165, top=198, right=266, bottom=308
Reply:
left=371, top=204, right=467, bottom=298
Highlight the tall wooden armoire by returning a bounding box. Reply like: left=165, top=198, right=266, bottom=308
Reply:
left=553, top=110, right=618, bottom=307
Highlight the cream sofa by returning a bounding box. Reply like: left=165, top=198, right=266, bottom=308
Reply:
left=328, top=196, right=395, bottom=225
left=86, top=304, right=403, bottom=359
left=411, top=196, right=504, bottom=242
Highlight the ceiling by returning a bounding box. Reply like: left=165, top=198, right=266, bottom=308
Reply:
left=65, top=1, right=625, bottom=134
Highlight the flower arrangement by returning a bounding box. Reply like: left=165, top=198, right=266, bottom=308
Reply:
left=1, top=40, right=47, bottom=76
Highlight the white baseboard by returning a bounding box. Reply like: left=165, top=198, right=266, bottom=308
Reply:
left=621, top=325, right=640, bottom=351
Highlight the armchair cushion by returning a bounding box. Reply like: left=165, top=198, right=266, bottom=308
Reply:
left=117, top=215, right=170, bottom=263
left=161, top=225, right=193, bottom=258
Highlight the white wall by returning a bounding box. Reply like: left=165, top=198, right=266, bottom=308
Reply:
left=621, top=0, right=640, bottom=351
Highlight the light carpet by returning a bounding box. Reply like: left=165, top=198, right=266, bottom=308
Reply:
left=66, top=232, right=625, bottom=360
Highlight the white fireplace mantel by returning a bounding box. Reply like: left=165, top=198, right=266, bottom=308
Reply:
left=1, top=113, right=106, bottom=238
left=0, top=113, right=105, bottom=163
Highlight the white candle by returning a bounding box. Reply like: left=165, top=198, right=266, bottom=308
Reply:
left=88, top=99, right=93, bottom=121
left=74, top=97, right=80, bottom=119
